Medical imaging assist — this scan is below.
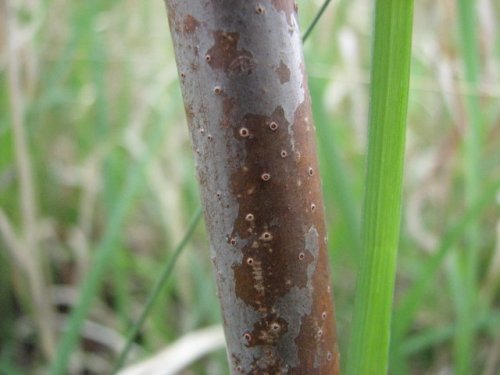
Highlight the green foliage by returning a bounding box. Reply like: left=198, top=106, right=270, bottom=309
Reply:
left=1, top=1, right=498, bottom=374
left=111, top=207, right=202, bottom=373
left=453, top=1, right=484, bottom=374
left=346, top=1, right=414, bottom=374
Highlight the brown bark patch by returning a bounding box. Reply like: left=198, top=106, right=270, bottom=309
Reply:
left=290, top=293, right=340, bottom=373
left=245, top=314, right=288, bottom=347
left=221, top=93, right=236, bottom=128
left=271, top=0, right=296, bottom=27
left=231, top=105, right=314, bottom=312
left=276, top=60, right=291, bottom=84
left=183, top=14, right=200, bottom=33
left=206, top=31, right=254, bottom=75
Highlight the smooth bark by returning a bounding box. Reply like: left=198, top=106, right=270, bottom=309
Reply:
left=164, top=1, right=339, bottom=373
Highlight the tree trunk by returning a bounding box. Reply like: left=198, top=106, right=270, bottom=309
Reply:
left=163, top=1, right=339, bottom=373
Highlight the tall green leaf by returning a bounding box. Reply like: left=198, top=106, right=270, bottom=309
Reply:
left=346, top=1, right=414, bottom=374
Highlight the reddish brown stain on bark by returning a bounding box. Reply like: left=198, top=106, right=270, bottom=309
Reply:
left=234, top=360, right=286, bottom=375
left=183, top=14, right=200, bottom=33
left=221, top=93, right=236, bottom=128
left=207, top=31, right=254, bottom=74
left=164, top=1, right=339, bottom=373
left=228, top=95, right=337, bottom=373
left=231, top=107, right=313, bottom=310
left=271, top=0, right=297, bottom=27
left=291, top=275, right=340, bottom=373
left=184, top=103, right=195, bottom=122
left=246, top=314, right=288, bottom=347
left=275, top=60, right=291, bottom=84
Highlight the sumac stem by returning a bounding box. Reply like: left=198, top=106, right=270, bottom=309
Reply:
left=164, top=1, right=339, bottom=373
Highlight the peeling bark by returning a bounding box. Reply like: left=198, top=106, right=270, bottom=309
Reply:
left=163, top=1, right=339, bottom=373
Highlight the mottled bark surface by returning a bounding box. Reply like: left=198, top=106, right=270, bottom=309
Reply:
left=164, top=1, right=339, bottom=373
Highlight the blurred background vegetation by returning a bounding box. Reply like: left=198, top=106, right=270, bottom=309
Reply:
left=0, top=0, right=499, bottom=374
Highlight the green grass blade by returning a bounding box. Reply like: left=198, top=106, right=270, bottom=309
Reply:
left=392, top=180, right=500, bottom=337
left=111, top=207, right=202, bottom=373
left=49, top=126, right=166, bottom=375
left=302, top=0, right=332, bottom=42
left=346, top=1, right=414, bottom=374
left=455, top=1, right=483, bottom=373
left=401, top=310, right=500, bottom=356
left=458, top=0, right=482, bottom=206
left=390, top=180, right=500, bottom=373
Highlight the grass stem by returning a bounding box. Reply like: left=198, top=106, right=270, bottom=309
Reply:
left=346, top=0, right=414, bottom=373
left=49, top=124, right=166, bottom=375
left=302, top=0, right=332, bottom=42
left=111, top=207, right=202, bottom=373
left=455, top=1, right=483, bottom=373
